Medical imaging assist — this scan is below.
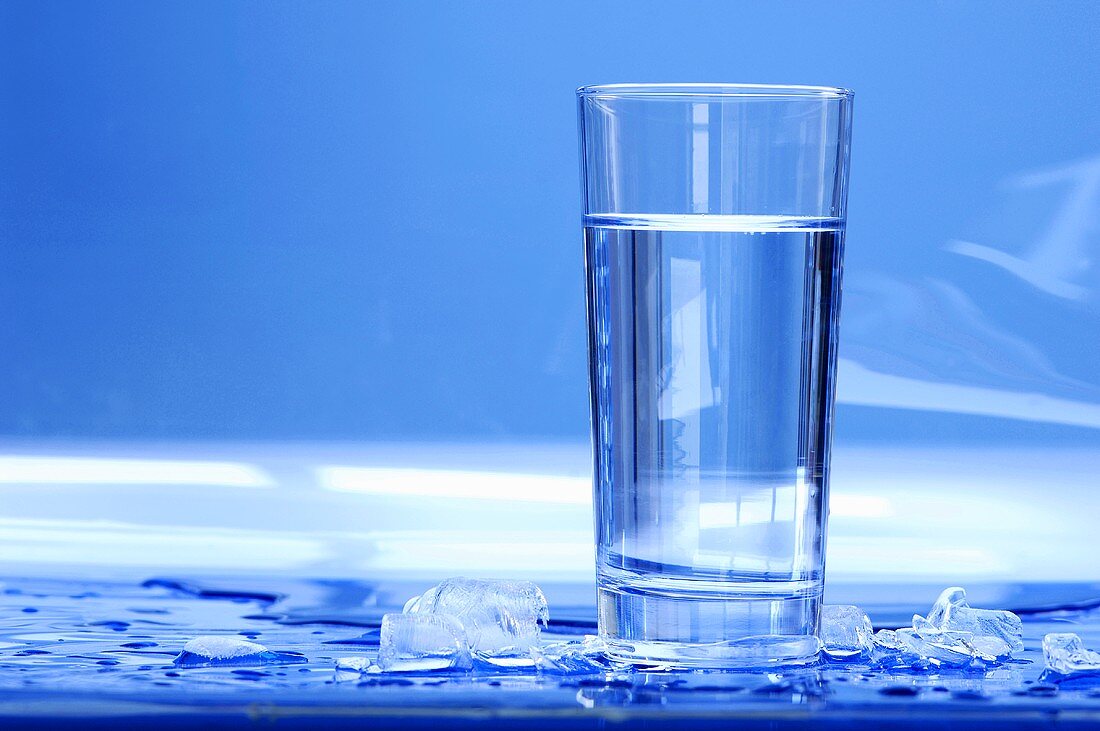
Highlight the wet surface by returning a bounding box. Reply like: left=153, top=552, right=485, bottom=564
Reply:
left=1, top=576, right=1099, bottom=728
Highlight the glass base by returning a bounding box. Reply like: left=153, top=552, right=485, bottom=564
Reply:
left=598, top=581, right=822, bottom=669
left=604, top=635, right=822, bottom=669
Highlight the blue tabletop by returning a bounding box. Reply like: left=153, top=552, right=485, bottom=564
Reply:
left=2, top=575, right=1099, bottom=729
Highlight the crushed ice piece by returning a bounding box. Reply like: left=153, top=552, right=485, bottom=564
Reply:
left=969, top=636, right=1012, bottom=662
left=896, top=628, right=976, bottom=667
left=334, top=656, right=376, bottom=682
left=912, top=614, right=936, bottom=632
left=1043, top=633, right=1100, bottom=675
left=896, top=627, right=1010, bottom=667
left=174, top=636, right=301, bottom=668
left=925, top=586, right=967, bottom=626
left=873, top=629, right=904, bottom=651
left=819, top=605, right=873, bottom=660
left=479, top=654, right=536, bottom=669
left=404, top=577, right=548, bottom=656
left=892, top=586, right=1022, bottom=666
left=925, top=587, right=1024, bottom=653
left=531, top=635, right=609, bottom=675
left=378, top=612, right=472, bottom=672
left=334, top=656, right=374, bottom=672
left=870, top=630, right=926, bottom=669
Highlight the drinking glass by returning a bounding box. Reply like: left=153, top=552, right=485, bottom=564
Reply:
left=578, top=83, right=853, bottom=667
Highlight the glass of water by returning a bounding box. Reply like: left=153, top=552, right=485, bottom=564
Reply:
left=578, top=83, right=854, bottom=667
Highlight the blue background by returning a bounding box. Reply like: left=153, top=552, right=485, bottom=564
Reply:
left=2, top=0, right=1099, bottom=444
left=2, top=1, right=1099, bottom=587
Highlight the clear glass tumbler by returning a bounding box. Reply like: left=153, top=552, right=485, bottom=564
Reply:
left=579, top=83, right=853, bottom=667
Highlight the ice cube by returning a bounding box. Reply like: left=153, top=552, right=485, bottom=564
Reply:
left=819, top=605, right=873, bottom=660
left=404, top=577, right=549, bottom=656
left=378, top=612, right=472, bottom=672
left=531, top=635, right=609, bottom=675
left=174, top=636, right=275, bottom=668
left=925, top=587, right=1024, bottom=652
left=1043, top=633, right=1100, bottom=675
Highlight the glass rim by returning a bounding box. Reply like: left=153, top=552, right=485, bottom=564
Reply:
left=576, top=83, right=853, bottom=100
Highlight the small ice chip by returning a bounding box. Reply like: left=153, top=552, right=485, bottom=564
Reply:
left=925, top=587, right=1023, bottom=653
left=531, top=635, right=609, bottom=675
left=334, top=656, right=376, bottom=681
left=1043, top=633, right=1100, bottom=675
left=404, top=577, right=549, bottom=656
left=378, top=613, right=472, bottom=672
left=175, top=636, right=274, bottom=668
left=183, top=636, right=267, bottom=660
left=872, top=629, right=904, bottom=651
left=819, top=605, right=873, bottom=660
left=334, top=656, right=373, bottom=672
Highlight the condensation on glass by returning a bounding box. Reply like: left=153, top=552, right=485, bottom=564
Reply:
left=579, top=83, right=854, bottom=667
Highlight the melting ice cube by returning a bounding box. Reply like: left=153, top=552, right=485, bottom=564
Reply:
left=403, top=577, right=549, bottom=656
left=1043, top=633, right=1100, bottom=675
left=174, top=636, right=286, bottom=668
left=378, top=613, right=472, bottom=672
left=923, top=587, right=1024, bottom=653
left=819, top=605, right=873, bottom=660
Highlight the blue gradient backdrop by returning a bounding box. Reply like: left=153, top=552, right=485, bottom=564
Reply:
left=2, top=0, right=1099, bottom=444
